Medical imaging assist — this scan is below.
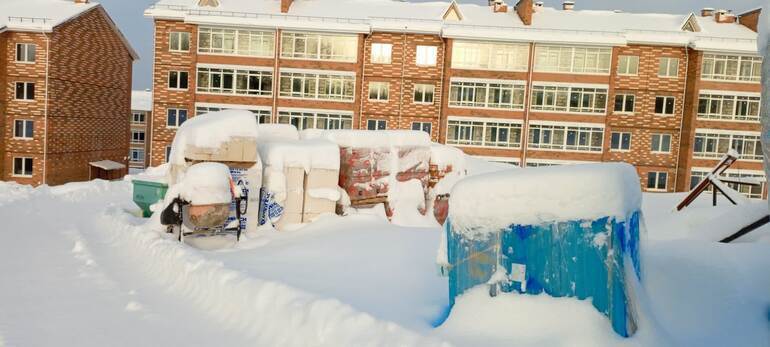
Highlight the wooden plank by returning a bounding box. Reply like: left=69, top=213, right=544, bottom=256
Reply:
left=720, top=215, right=770, bottom=243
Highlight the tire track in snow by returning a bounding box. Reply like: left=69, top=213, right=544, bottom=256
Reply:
left=94, top=207, right=451, bottom=347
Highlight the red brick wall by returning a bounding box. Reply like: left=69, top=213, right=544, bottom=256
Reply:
left=45, top=7, right=133, bottom=185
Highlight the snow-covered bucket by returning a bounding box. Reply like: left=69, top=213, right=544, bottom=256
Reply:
left=441, top=163, right=643, bottom=337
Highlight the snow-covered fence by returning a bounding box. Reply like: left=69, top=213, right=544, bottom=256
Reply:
left=441, top=163, right=643, bottom=337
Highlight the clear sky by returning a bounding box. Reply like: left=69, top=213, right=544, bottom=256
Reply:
left=98, top=0, right=763, bottom=90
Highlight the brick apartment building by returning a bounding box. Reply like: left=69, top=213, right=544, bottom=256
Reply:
left=1, top=0, right=137, bottom=186
left=130, top=90, right=152, bottom=169
left=145, top=0, right=766, bottom=199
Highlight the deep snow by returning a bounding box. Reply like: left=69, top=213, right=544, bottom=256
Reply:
left=0, top=172, right=769, bottom=346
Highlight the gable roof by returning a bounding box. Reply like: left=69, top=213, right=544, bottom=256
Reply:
left=442, top=1, right=464, bottom=21
left=0, top=1, right=138, bottom=60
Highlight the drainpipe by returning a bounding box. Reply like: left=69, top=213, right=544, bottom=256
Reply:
left=397, top=31, right=407, bottom=130
left=674, top=44, right=691, bottom=192
left=358, top=32, right=369, bottom=129
left=520, top=41, right=536, bottom=167
left=149, top=21, right=156, bottom=165
left=271, top=28, right=281, bottom=123
left=437, top=37, right=446, bottom=143
left=42, top=28, right=50, bottom=185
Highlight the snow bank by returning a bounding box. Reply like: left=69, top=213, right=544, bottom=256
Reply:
left=429, top=144, right=467, bottom=196
left=388, top=179, right=438, bottom=228
left=256, top=124, right=299, bottom=142
left=258, top=139, right=340, bottom=172
left=166, top=163, right=233, bottom=205
left=302, top=129, right=431, bottom=148
left=449, top=163, right=642, bottom=236
left=168, top=110, right=259, bottom=166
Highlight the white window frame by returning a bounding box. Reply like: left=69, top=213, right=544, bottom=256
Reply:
left=198, top=27, right=275, bottom=57
left=530, top=84, right=608, bottom=115
left=168, top=70, right=189, bottom=90
left=15, top=82, right=35, bottom=101
left=411, top=121, right=432, bottom=135
left=131, top=130, right=146, bottom=144
left=693, top=130, right=763, bottom=161
left=169, top=32, right=190, bottom=52
left=697, top=92, right=761, bottom=122
left=446, top=117, right=523, bottom=149
left=278, top=70, right=355, bottom=102
left=701, top=53, right=762, bottom=83
left=132, top=112, right=146, bottom=124
left=13, top=119, right=34, bottom=140
left=658, top=57, right=679, bottom=78
left=534, top=45, right=612, bottom=75
left=277, top=109, right=353, bottom=130
left=617, top=55, right=639, bottom=75
left=195, top=104, right=272, bottom=123
left=654, top=96, right=676, bottom=116
left=613, top=93, right=635, bottom=114
left=280, top=31, right=358, bottom=62
left=647, top=171, right=668, bottom=191
left=130, top=149, right=145, bottom=163
left=610, top=132, right=631, bottom=152
left=12, top=157, right=33, bottom=177
left=166, top=108, right=188, bottom=128
left=368, top=82, right=389, bottom=101
left=15, top=43, right=36, bottom=63
left=371, top=43, right=392, bottom=64
left=197, top=66, right=273, bottom=97
left=415, top=45, right=438, bottom=66
left=650, top=133, right=672, bottom=153
left=527, top=122, right=605, bottom=153
left=413, top=84, right=435, bottom=104
left=449, top=79, right=526, bottom=110
left=367, top=119, right=387, bottom=130
left=451, top=41, right=529, bottom=72
left=691, top=168, right=766, bottom=199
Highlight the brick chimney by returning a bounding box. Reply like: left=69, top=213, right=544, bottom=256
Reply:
left=738, top=8, right=761, bottom=32
left=281, top=0, right=293, bottom=13
left=515, top=0, right=533, bottom=25
left=715, top=9, right=737, bottom=24
left=492, top=0, right=508, bottom=13
left=562, top=1, right=575, bottom=11
left=701, top=7, right=715, bottom=17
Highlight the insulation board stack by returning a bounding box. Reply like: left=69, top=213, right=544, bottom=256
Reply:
left=258, top=139, right=340, bottom=230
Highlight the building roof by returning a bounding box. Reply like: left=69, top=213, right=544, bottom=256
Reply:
left=131, top=90, right=153, bottom=112
left=146, top=0, right=760, bottom=54
left=1, top=0, right=139, bottom=60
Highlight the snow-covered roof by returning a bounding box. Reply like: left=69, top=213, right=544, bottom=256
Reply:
left=1, top=0, right=139, bottom=60
left=131, top=90, right=153, bottom=112
left=146, top=0, right=760, bottom=54
left=89, top=160, right=126, bottom=171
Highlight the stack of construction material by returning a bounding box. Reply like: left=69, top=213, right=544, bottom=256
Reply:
left=166, top=110, right=262, bottom=232
left=428, top=144, right=467, bottom=225
left=303, top=130, right=432, bottom=213
left=257, top=139, right=341, bottom=230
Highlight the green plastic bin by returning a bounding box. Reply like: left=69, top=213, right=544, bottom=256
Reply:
left=132, top=179, right=169, bottom=218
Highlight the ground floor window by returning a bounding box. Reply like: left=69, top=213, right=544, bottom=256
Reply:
left=690, top=170, right=766, bottom=199
left=411, top=121, right=432, bottom=135
left=167, top=109, right=188, bottom=128
left=367, top=119, right=387, bottom=130
left=14, top=119, right=34, bottom=139
left=647, top=171, right=668, bottom=191
left=130, top=149, right=145, bottom=163
left=277, top=110, right=352, bottom=130
left=13, top=157, right=33, bottom=177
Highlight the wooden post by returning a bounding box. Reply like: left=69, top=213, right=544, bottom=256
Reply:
left=712, top=184, right=717, bottom=206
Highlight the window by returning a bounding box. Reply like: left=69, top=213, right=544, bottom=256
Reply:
left=371, top=43, right=392, bottom=64
left=15, top=82, right=35, bottom=100
left=534, top=45, right=612, bottom=74
left=617, top=55, right=639, bottom=75
left=196, top=106, right=272, bottom=123
left=278, top=110, right=353, bottom=130
left=169, top=32, right=190, bottom=52
left=651, top=134, right=672, bottom=153
left=13, top=120, right=34, bottom=139
left=279, top=71, right=355, bottom=101
left=697, top=93, right=761, bottom=122
left=658, top=57, right=679, bottom=77
left=447, top=119, right=522, bottom=148
left=691, top=169, right=766, bottom=199
left=13, top=157, right=33, bottom=177
left=528, top=123, right=604, bottom=152
left=131, top=130, right=145, bottom=144
left=198, top=27, right=274, bottom=57
left=15, top=43, right=36, bottom=63
left=367, top=119, right=387, bottom=130
left=197, top=67, right=273, bottom=96
left=449, top=80, right=526, bottom=110
left=451, top=41, right=529, bottom=71
left=413, top=84, right=434, bottom=104
left=281, top=32, right=358, bottom=62
left=415, top=46, right=438, bottom=66
left=530, top=85, right=608, bottom=114
left=168, top=71, right=189, bottom=90
left=165, top=146, right=172, bottom=163
left=132, top=112, right=146, bottom=124
left=610, top=132, right=631, bottom=151
left=130, top=149, right=145, bottom=163
left=613, top=94, right=635, bottom=113
left=411, top=122, right=432, bottom=135
left=701, top=54, right=762, bottom=82
left=654, top=96, right=675, bottom=115
left=694, top=131, right=763, bottom=161
left=166, top=108, right=188, bottom=128
left=647, top=172, right=668, bottom=191
left=368, top=82, right=389, bottom=101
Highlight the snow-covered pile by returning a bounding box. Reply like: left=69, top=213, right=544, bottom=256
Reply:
left=429, top=144, right=467, bottom=196
left=165, top=162, right=234, bottom=205
left=449, top=163, right=642, bottom=236
left=302, top=129, right=431, bottom=148
left=258, top=139, right=340, bottom=172
left=168, top=110, right=259, bottom=166
left=256, top=124, right=299, bottom=142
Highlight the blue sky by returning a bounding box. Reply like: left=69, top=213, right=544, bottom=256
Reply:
left=99, top=0, right=763, bottom=90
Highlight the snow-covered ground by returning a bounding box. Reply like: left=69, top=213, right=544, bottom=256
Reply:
left=1, top=167, right=769, bottom=346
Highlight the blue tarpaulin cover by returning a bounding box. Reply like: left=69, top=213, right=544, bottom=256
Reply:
left=445, top=211, right=642, bottom=337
